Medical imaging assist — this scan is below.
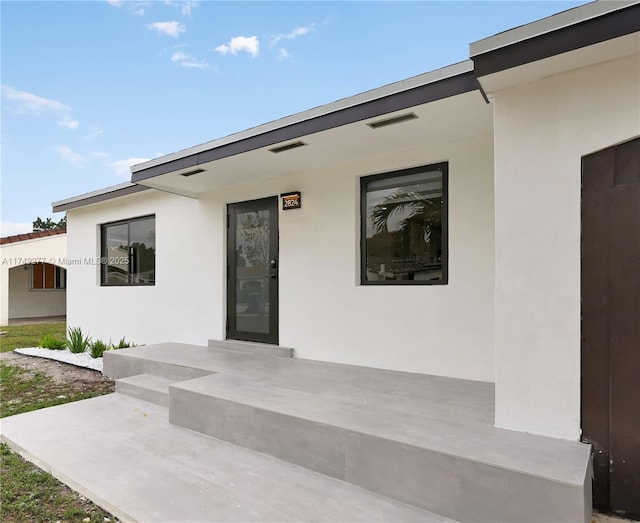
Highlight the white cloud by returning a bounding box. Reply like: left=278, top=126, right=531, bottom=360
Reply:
left=2, top=85, right=80, bottom=129
left=1, top=221, right=33, bottom=236
left=277, top=48, right=291, bottom=61
left=111, top=157, right=151, bottom=178
left=181, top=1, right=198, bottom=16
left=90, top=151, right=109, bottom=160
left=163, top=1, right=198, bottom=17
left=171, top=51, right=189, bottom=61
left=170, top=51, right=211, bottom=69
left=147, top=21, right=185, bottom=37
left=83, top=127, right=104, bottom=140
left=58, top=117, right=80, bottom=129
left=55, top=146, right=86, bottom=167
left=214, top=36, right=259, bottom=58
left=271, top=25, right=313, bottom=46
left=107, top=1, right=148, bottom=16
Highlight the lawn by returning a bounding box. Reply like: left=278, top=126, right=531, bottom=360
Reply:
left=0, top=362, right=114, bottom=418
left=0, top=322, right=117, bottom=522
left=0, top=322, right=66, bottom=352
left=0, top=443, right=115, bottom=523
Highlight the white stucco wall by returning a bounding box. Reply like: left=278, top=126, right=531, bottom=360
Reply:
left=0, top=234, right=67, bottom=325
left=8, top=265, right=66, bottom=319
left=67, top=131, right=496, bottom=382
left=66, top=190, right=218, bottom=346
left=492, top=54, right=640, bottom=440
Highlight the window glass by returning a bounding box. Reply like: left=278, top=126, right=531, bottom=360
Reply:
left=129, top=217, right=156, bottom=284
left=235, top=210, right=271, bottom=335
left=362, top=164, right=447, bottom=284
left=101, top=216, right=155, bottom=286
left=104, top=223, right=129, bottom=285
left=31, top=263, right=66, bottom=290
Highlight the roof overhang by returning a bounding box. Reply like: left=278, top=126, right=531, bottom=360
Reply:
left=471, top=1, right=640, bottom=93
left=52, top=182, right=151, bottom=213
left=129, top=61, right=489, bottom=196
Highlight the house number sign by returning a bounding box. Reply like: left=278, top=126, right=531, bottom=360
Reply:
left=281, top=192, right=301, bottom=210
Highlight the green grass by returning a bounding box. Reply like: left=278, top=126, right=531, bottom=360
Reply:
left=0, top=362, right=114, bottom=418
left=0, top=321, right=118, bottom=521
left=0, top=443, right=115, bottom=523
left=0, top=323, right=66, bottom=353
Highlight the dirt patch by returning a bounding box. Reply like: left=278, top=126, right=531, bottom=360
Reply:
left=0, top=351, right=113, bottom=389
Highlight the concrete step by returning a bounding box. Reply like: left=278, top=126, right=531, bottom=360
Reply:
left=2, top=394, right=459, bottom=523
left=208, top=339, right=294, bottom=358
left=104, top=344, right=215, bottom=381
left=103, top=343, right=591, bottom=522
left=115, top=373, right=174, bottom=407
left=169, top=372, right=591, bottom=523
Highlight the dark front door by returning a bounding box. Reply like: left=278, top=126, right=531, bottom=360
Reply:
left=582, top=136, right=640, bottom=518
left=227, top=197, right=279, bottom=344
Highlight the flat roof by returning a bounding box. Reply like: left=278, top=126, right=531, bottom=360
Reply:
left=51, top=0, right=640, bottom=210
left=471, top=1, right=640, bottom=79
left=52, top=182, right=151, bottom=213
left=131, top=61, right=476, bottom=181
left=470, top=0, right=637, bottom=56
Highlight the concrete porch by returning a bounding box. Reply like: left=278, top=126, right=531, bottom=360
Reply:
left=2, top=342, right=592, bottom=522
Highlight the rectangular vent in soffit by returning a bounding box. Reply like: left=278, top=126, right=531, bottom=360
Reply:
left=269, top=141, right=307, bottom=153
left=367, top=112, right=418, bottom=129
left=179, top=168, right=206, bottom=177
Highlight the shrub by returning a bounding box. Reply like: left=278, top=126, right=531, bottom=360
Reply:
left=38, top=334, right=67, bottom=350
left=90, top=339, right=109, bottom=359
left=67, top=327, right=91, bottom=354
left=113, top=337, right=133, bottom=349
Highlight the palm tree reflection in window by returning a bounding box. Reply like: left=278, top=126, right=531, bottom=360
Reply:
left=367, top=187, right=443, bottom=281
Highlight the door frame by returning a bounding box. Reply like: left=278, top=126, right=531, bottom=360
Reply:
left=226, top=196, right=279, bottom=345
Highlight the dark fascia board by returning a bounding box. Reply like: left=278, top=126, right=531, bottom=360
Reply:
left=52, top=184, right=151, bottom=213
left=472, top=3, right=640, bottom=78
left=131, top=71, right=477, bottom=182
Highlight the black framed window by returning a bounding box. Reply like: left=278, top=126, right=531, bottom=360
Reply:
left=101, top=215, right=155, bottom=286
left=361, top=163, right=448, bottom=285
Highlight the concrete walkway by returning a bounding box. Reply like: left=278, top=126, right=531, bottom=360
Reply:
left=1, top=393, right=454, bottom=523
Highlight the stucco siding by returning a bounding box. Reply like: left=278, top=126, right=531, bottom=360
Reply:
left=0, top=234, right=67, bottom=324
left=67, top=132, right=496, bottom=382
left=493, top=54, right=640, bottom=440
left=8, top=265, right=66, bottom=319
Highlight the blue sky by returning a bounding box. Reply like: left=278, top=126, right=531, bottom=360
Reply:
left=1, top=0, right=586, bottom=235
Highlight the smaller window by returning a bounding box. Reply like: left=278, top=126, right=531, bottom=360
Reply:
left=361, top=163, right=448, bottom=285
left=101, top=215, right=155, bottom=286
left=31, top=263, right=66, bottom=290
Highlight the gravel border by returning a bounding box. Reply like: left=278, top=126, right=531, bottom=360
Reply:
left=13, top=347, right=103, bottom=372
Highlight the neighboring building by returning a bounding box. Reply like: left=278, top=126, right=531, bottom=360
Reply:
left=0, top=229, right=67, bottom=325
left=53, top=1, right=640, bottom=517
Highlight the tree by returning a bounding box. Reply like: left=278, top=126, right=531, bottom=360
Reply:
left=32, top=215, right=67, bottom=232
left=370, top=191, right=442, bottom=263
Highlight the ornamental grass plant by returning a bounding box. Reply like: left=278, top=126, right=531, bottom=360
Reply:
left=67, top=327, right=91, bottom=354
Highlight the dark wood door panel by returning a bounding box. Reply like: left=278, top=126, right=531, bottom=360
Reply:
left=581, top=146, right=615, bottom=506
left=582, top=136, right=640, bottom=517
left=609, top=182, right=640, bottom=516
